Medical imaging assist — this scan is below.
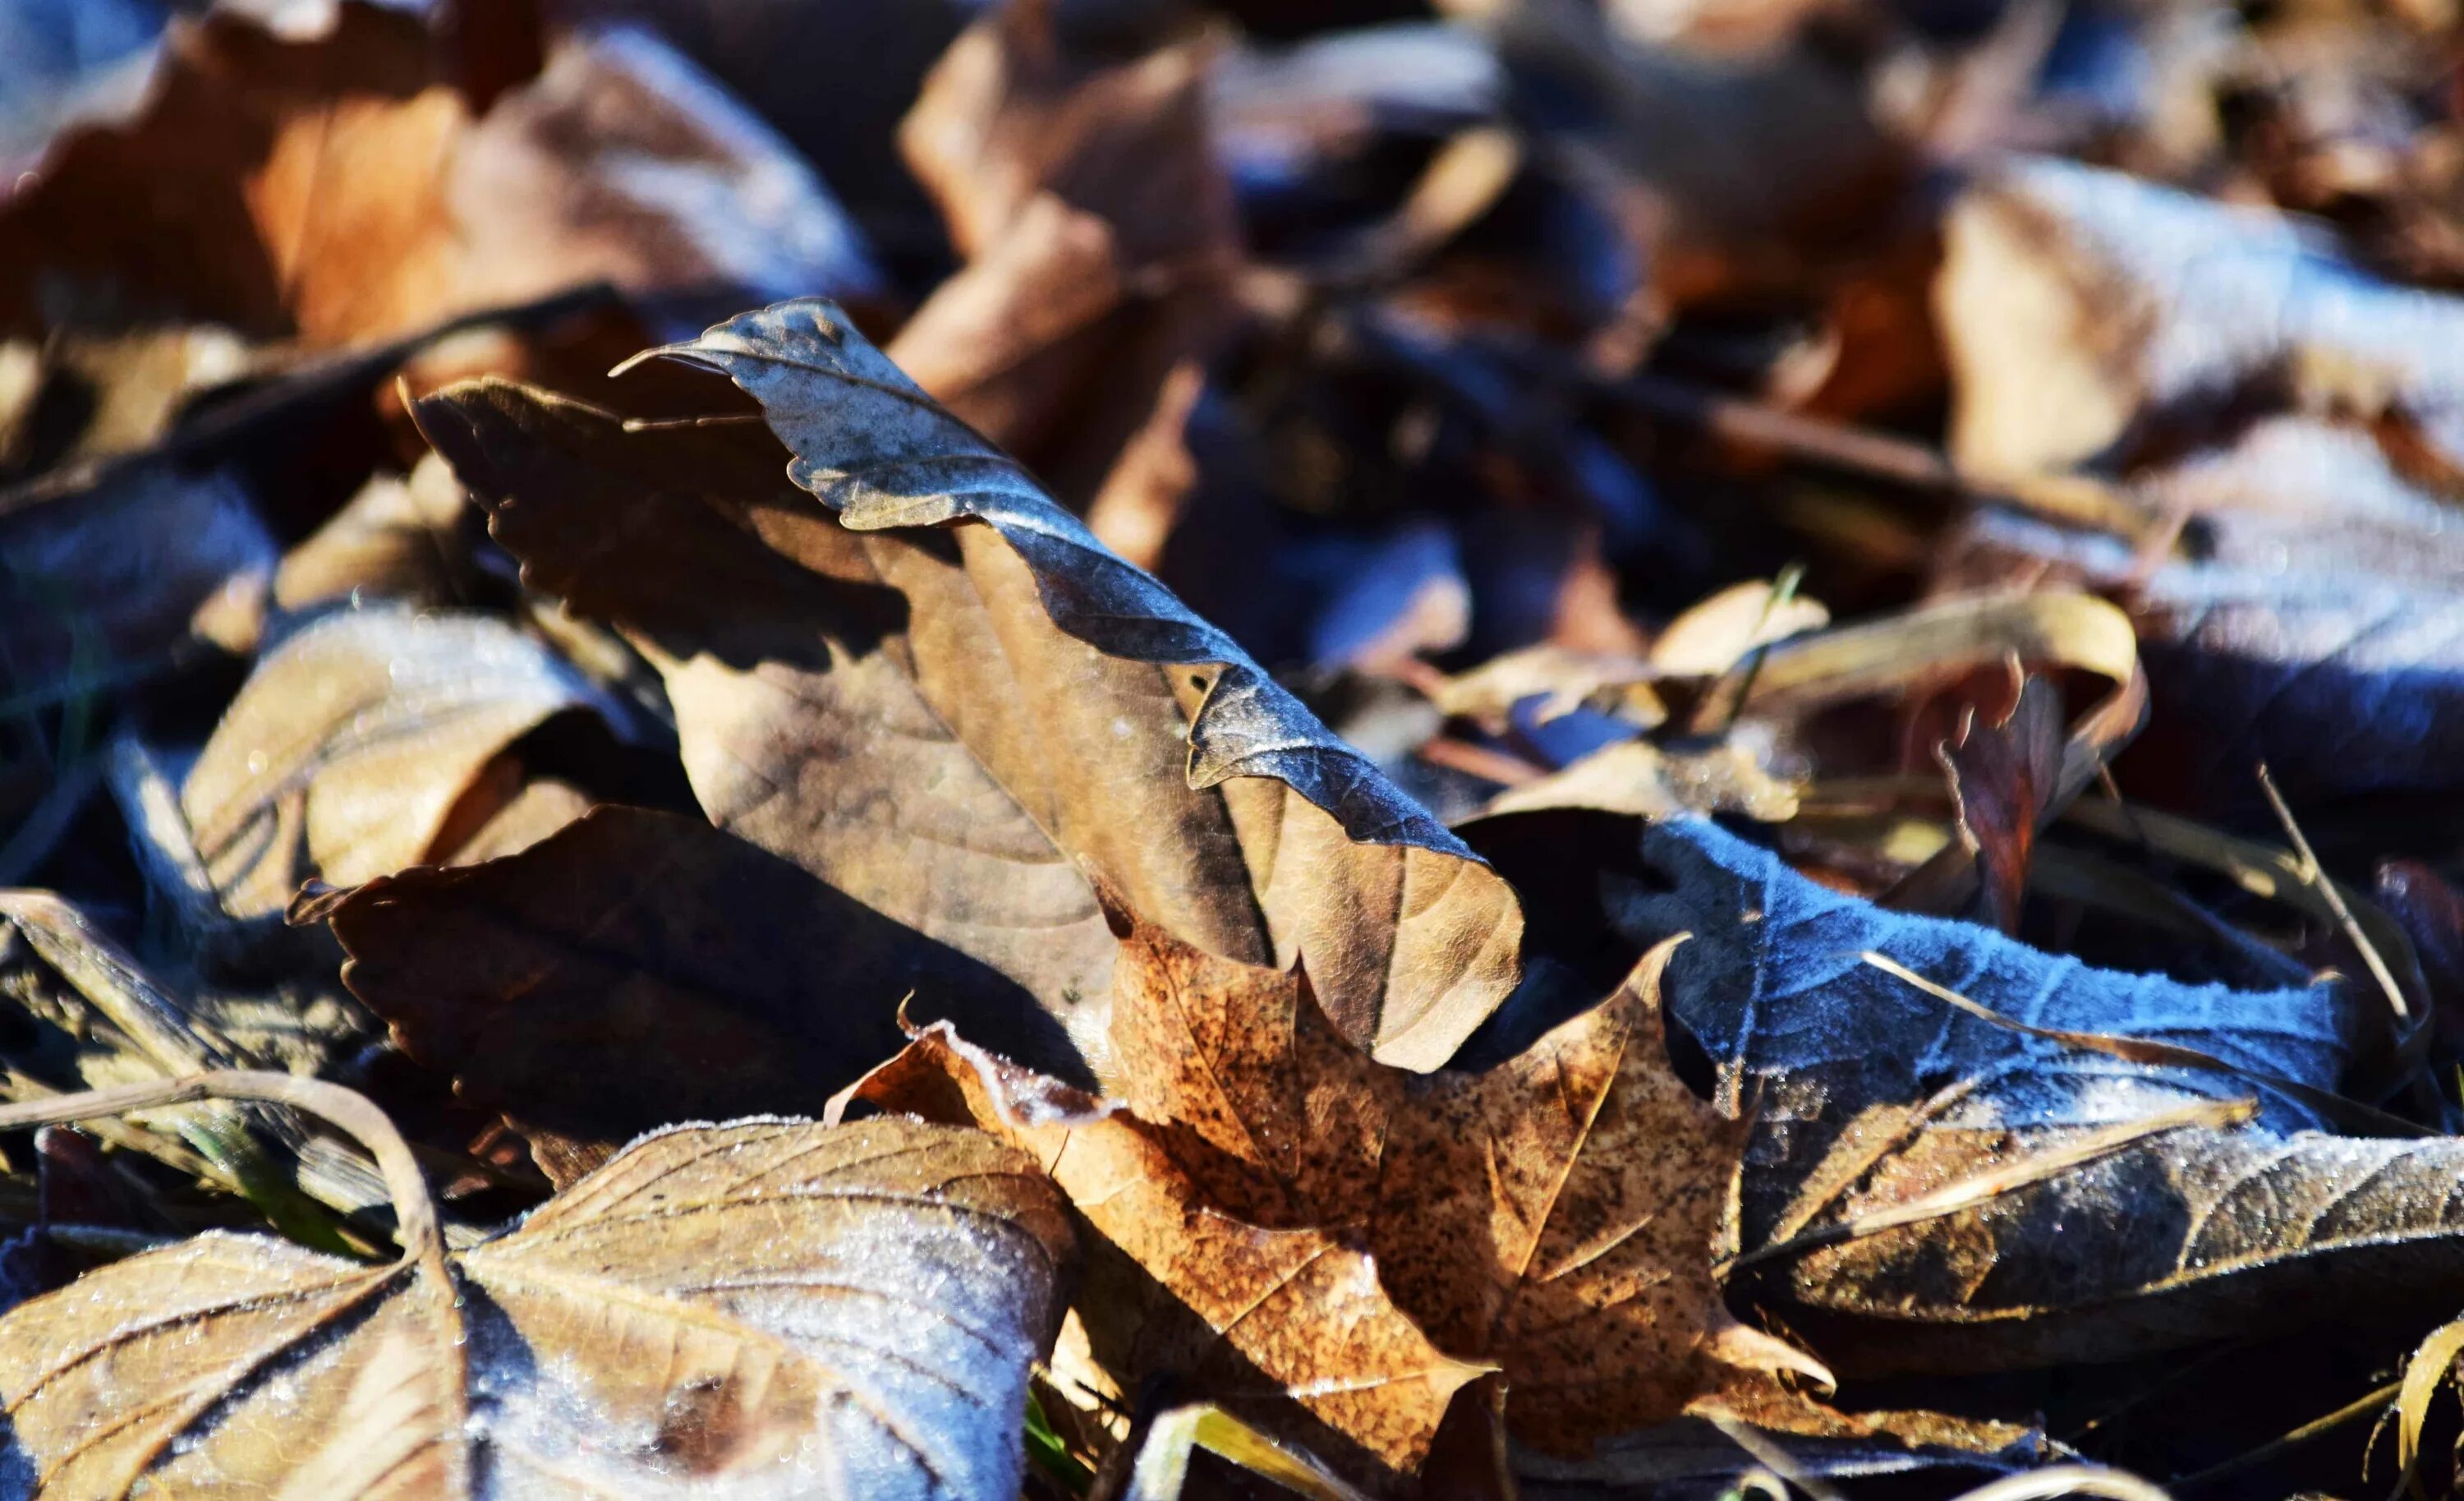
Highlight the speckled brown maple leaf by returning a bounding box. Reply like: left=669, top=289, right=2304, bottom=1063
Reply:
left=842, top=909, right=1823, bottom=1476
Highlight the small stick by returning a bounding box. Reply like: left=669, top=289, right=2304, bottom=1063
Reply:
left=2255, top=762, right=2411, bottom=1024
left=2167, top=1378, right=2398, bottom=1490
left=0, top=1071, right=440, bottom=1271
left=1603, top=372, right=2160, bottom=539
left=1416, top=736, right=1549, bottom=787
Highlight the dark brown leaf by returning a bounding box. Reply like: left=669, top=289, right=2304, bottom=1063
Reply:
left=316, top=803, right=1076, bottom=1179
left=414, top=302, right=1524, bottom=1073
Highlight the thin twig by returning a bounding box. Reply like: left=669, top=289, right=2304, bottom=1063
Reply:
left=1602, top=371, right=2162, bottom=539
left=0, top=1071, right=440, bottom=1269
left=2256, top=762, right=2411, bottom=1024
left=2167, top=1379, right=2398, bottom=1490
left=1414, top=736, right=1549, bottom=787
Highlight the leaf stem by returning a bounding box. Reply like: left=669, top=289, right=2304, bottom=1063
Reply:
left=0, top=1071, right=444, bottom=1271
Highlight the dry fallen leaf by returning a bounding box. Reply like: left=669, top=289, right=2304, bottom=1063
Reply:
left=0, top=2, right=877, bottom=349
left=1427, top=644, right=1669, bottom=731
left=1921, top=675, right=2066, bottom=931
left=1621, top=817, right=2464, bottom=1373
left=449, top=21, right=885, bottom=327
left=841, top=1017, right=1490, bottom=1480
left=881, top=191, right=1133, bottom=454
left=272, top=452, right=477, bottom=615
left=0, top=2, right=461, bottom=344
left=11, top=0, right=2462, bottom=1490
left=1648, top=578, right=1831, bottom=678
left=414, top=300, right=1524, bottom=1074
left=1937, top=158, right=2464, bottom=805
left=0, top=1071, right=1075, bottom=1499
left=1120, top=917, right=1824, bottom=1452
left=1450, top=0, right=1896, bottom=271
left=848, top=909, right=1820, bottom=1467
left=890, top=1, right=1239, bottom=504
left=899, top=0, right=1235, bottom=270
left=1469, top=739, right=1800, bottom=824
left=182, top=605, right=607, bottom=919
left=313, top=803, right=1076, bottom=1181
left=2, top=323, right=258, bottom=468
left=1735, top=590, right=2149, bottom=837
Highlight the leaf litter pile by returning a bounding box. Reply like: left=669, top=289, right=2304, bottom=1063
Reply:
left=18, top=0, right=2464, bottom=1497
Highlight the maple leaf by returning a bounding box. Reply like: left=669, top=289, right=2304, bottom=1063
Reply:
left=844, top=907, right=1821, bottom=1470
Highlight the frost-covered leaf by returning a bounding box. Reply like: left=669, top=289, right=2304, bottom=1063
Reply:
left=1940, top=156, right=2464, bottom=481
left=0, top=0, right=167, bottom=168
left=0, top=463, right=274, bottom=694
left=416, top=302, right=1524, bottom=1073
left=1617, top=817, right=2464, bottom=1371
left=0, top=1107, right=1073, bottom=1499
